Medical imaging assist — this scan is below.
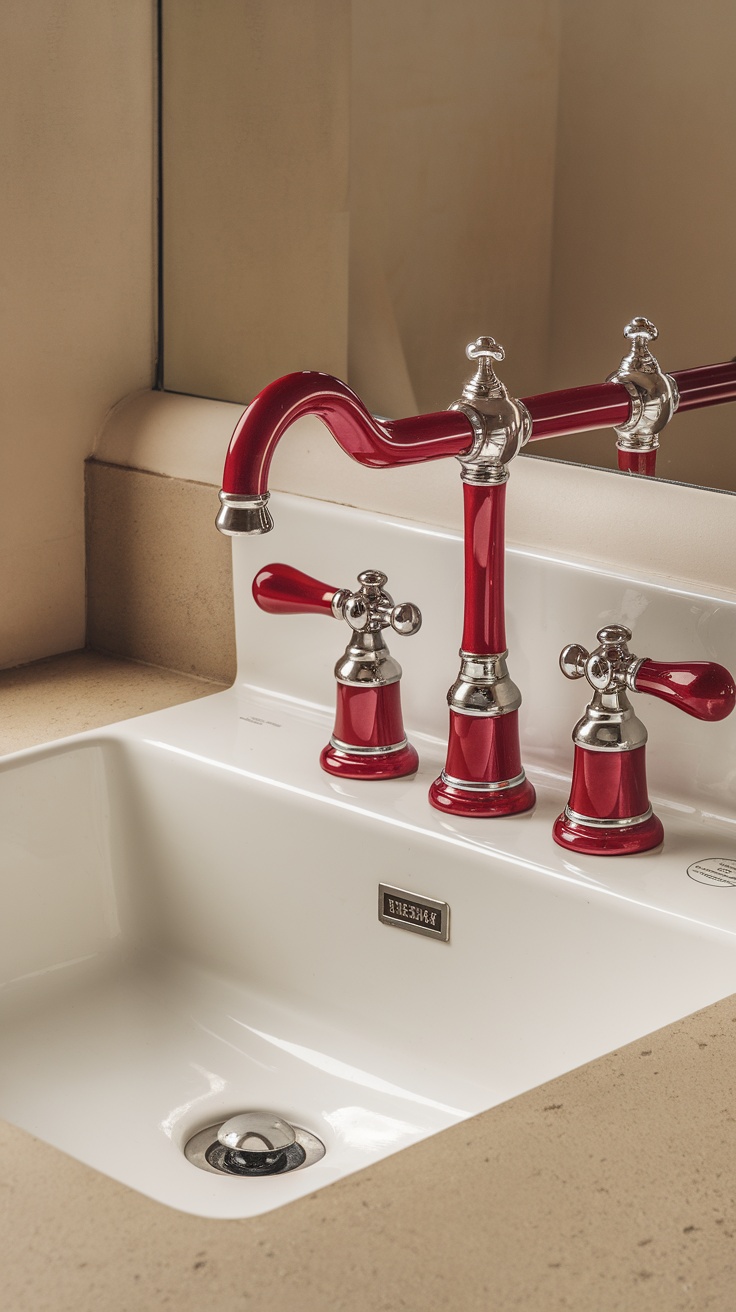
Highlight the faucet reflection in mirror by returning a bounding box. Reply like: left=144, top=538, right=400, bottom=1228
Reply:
left=216, top=332, right=736, bottom=823
left=603, top=317, right=736, bottom=477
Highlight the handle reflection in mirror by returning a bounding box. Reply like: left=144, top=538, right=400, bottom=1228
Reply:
left=617, top=448, right=658, bottom=477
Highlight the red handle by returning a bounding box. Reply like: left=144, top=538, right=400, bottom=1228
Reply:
left=252, top=563, right=338, bottom=616
left=633, top=660, right=736, bottom=722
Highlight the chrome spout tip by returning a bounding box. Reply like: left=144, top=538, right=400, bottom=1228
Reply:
left=216, top=490, right=274, bottom=535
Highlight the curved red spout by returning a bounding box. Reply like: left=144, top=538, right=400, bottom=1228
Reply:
left=221, top=359, right=736, bottom=497
left=221, top=372, right=475, bottom=496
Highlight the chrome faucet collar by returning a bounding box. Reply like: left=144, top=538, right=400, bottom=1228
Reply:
left=607, top=317, right=679, bottom=453
left=446, top=650, right=523, bottom=717
left=451, top=337, right=532, bottom=484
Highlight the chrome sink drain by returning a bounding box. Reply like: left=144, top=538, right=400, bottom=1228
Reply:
left=184, top=1111, right=325, bottom=1177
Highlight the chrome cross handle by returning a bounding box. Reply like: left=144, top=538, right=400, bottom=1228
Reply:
left=560, top=624, right=735, bottom=722
left=337, top=569, right=422, bottom=637
left=559, top=624, right=640, bottom=694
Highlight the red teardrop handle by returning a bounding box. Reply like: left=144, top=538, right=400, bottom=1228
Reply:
left=252, top=563, right=338, bottom=616
left=633, top=660, right=736, bottom=722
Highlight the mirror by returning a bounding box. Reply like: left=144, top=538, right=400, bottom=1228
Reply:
left=162, top=1, right=736, bottom=493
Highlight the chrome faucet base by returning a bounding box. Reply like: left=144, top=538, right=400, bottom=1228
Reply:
left=552, top=808, right=664, bottom=857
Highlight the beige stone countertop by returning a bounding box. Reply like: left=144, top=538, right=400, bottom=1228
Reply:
left=1, top=651, right=735, bottom=1311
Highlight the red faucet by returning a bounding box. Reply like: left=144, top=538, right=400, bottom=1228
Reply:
left=217, top=336, right=736, bottom=819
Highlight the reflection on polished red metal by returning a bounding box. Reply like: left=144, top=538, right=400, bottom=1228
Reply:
left=252, top=563, right=337, bottom=616
left=332, top=682, right=404, bottom=748
left=428, top=479, right=536, bottom=818
left=617, top=449, right=657, bottom=476
left=461, top=483, right=506, bottom=655
left=323, top=683, right=418, bottom=782
left=568, top=743, right=650, bottom=821
left=633, top=660, right=736, bottom=722
left=522, top=359, right=736, bottom=447
left=429, top=709, right=536, bottom=818
left=553, top=745, right=664, bottom=857
left=443, top=709, right=523, bottom=788
left=429, top=774, right=536, bottom=818
left=321, top=736, right=419, bottom=782
left=671, top=361, right=736, bottom=414
left=523, top=382, right=630, bottom=441
left=552, top=810, right=664, bottom=857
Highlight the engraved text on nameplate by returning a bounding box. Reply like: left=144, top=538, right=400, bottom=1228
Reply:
left=378, top=884, right=450, bottom=942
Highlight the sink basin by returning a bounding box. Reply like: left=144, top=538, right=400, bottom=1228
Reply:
left=1, top=494, right=735, bottom=1218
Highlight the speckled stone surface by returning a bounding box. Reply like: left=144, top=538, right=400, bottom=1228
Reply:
left=85, top=461, right=237, bottom=685
left=1, top=653, right=735, bottom=1311
left=0, top=649, right=224, bottom=753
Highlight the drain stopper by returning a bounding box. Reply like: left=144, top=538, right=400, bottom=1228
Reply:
left=184, top=1110, right=326, bottom=1178
left=213, top=1112, right=297, bottom=1174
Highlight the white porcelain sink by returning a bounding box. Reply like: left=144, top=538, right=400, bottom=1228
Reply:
left=1, top=495, right=735, bottom=1218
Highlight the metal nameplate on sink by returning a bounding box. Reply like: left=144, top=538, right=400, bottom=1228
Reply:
left=378, top=884, right=450, bottom=942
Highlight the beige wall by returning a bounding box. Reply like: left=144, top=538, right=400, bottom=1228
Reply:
left=162, top=1, right=560, bottom=415
left=162, top=0, right=350, bottom=402
left=0, top=1, right=156, bottom=670
left=348, top=1, right=559, bottom=416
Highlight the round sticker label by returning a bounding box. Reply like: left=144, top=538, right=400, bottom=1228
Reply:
left=687, top=858, right=736, bottom=888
